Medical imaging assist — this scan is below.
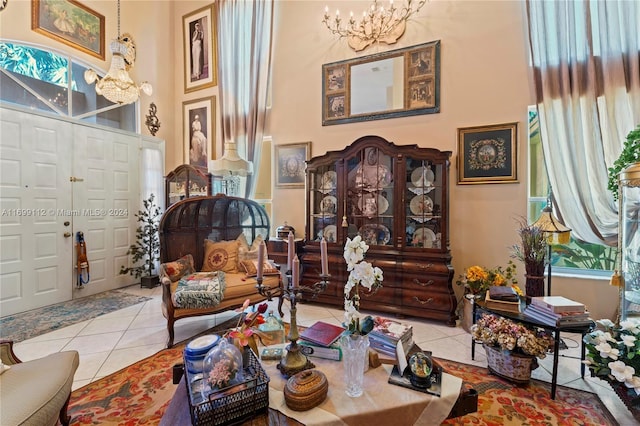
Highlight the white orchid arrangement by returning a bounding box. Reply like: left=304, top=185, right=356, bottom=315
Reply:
left=584, top=318, right=640, bottom=394
left=343, top=235, right=383, bottom=334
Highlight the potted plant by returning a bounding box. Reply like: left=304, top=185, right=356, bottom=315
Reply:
left=511, top=220, right=547, bottom=300
left=120, top=193, right=162, bottom=288
left=472, top=313, right=553, bottom=383
left=607, top=125, right=640, bottom=201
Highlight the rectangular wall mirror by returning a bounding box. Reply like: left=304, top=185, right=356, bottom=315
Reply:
left=322, top=40, right=440, bottom=126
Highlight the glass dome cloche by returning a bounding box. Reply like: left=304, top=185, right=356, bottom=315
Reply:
left=619, top=162, right=640, bottom=321
left=201, top=339, right=244, bottom=398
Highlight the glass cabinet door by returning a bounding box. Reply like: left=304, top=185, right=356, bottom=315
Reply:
left=405, top=157, right=443, bottom=249
left=309, top=164, right=338, bottom=243
left=344, top=147, right=394, bottom=247
left=621, top=162, right=640, bottom=320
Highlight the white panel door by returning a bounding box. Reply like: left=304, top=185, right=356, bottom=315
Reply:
left=71, top=126, right=138, bottom=296
left=0, top=109, right=73, bottom=316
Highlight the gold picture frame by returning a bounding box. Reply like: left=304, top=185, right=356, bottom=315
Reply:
left=183, top=4, right=217, bottom=93
left=457, top=122, right=518, bottom=184
left=275, top=142, right=311, bottom=188
left=183, top=96, right=216, bottom=172
left=31, top=0, right=105, bottom=60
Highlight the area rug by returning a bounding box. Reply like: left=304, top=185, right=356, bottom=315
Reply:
left=68, top=333, right=618, bottom=425
left=0, top=289, right=152, bottom=342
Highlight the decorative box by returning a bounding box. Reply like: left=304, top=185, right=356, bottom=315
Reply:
left=284, top=369, right=328, bottom=411
left=184, top=348, right=270, bottom=425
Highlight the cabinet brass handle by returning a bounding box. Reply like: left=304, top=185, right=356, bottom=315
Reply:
left=418, top=263, right=434, bottom=270
left=413, top=279, right=434, bottom=287
left=412, top=296, right=433, bottom=305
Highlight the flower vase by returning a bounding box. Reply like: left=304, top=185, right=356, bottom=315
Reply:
left=524, top=274, right=545, bottom=304
left=340, top=333, right=369, bottom=397
left=461, top=294, right=480, bottom=333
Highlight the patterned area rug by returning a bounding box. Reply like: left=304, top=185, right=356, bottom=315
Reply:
left=68, top=330, right=618, bottom=425
left=0, top=289, right=152, bottom=342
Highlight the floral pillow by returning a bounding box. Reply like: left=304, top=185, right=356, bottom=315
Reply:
left=202, top=239, right=240, bottom=273
left=240, top=259, right=279, bottom=278
left=160, top=254, right=195, bottom=283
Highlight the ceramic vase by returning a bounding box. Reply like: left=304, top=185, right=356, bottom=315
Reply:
left=341, top=333, right=369, bottom=397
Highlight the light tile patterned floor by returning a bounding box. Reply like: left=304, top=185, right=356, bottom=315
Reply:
left=11, top=285, right=636, bottom=425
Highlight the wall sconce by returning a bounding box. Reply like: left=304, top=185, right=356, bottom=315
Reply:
left=322, top=0, right=427, bottom=51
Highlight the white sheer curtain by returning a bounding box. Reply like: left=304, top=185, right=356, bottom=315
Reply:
left=526, top=0, right=640, bottom=245
left=216, top=0, right=274, bottom=198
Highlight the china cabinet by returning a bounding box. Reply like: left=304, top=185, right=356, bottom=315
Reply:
left=165, top=164, right=213, bottom=207
left=301, top=135, right=457, bottom=325
left=619, top=162, right=640, bottom=320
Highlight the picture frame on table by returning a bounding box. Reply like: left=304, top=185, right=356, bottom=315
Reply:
left=457, top=122, right=518, bottom=184
left=183, top=96, right=215, bottom=171
left=183, top=4, right=217, bottom=93
left=31, top=0, right=105, bottom=60
left=275, top=142, right=311, bottom=188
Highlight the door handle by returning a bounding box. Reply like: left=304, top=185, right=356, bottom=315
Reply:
left=64, top=232, right=72, bottom=238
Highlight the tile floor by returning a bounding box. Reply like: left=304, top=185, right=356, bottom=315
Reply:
left=11, top=285, right=636, bottom=425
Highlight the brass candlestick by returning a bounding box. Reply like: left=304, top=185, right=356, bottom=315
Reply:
left=256, top=271, right=331, bottom=377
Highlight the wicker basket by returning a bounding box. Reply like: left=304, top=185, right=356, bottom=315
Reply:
left=184, top=348, right=270, bottom=426
left=484, top=344, right=538, bottom=384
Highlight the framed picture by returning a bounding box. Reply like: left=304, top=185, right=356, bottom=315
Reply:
left=457, top=122, right=518, bottom=184
left=183, top=96, right=215, bottom=171
left=275, top=142, right=311, bottom=188
left=183, top=4, right=217, bottom=93
left=31, top=0, right=105, bottom=60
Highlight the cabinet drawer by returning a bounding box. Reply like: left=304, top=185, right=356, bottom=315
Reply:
left=402, top=288, right=455, bottom=312
left=402, top=273, right=451, bottom=293
left=398, top=261, right=451, bottom=275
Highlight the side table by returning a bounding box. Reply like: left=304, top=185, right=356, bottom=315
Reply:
left=471, top=300, right=595, bottom=400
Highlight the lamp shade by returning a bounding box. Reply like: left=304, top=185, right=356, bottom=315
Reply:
left=209, top=142, right=253, bottom=177
left=532, top=206, right=571, bottom=245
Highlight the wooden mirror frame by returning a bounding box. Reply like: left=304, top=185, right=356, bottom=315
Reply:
left=322, top=40, right=440, bottom=126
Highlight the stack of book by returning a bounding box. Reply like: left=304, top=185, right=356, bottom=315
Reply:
left=483, top=286, right=521, bottom=313
left=368, top=317, right=413, bottom=360
left=299, top=321, right=345, bottom=361
left=523, top=296, right=591, bottom=327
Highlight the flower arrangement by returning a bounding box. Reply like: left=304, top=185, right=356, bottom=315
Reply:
left=583, top=318, right=640, bottom=393
left=471, top=313, right=553, bottom=358
left=456, top=261, right=520, bottom=297
left=343, top=235, right=383, bottom=334
left=227, top=299, right=268, bottom=348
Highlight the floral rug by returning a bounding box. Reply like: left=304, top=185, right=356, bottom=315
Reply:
left=0, top=289, right=152, bottom=342
left=68, top=335, right=618, bottom=425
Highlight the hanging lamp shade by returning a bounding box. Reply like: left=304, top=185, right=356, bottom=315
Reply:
left=532, top=205, right=571, bottom=245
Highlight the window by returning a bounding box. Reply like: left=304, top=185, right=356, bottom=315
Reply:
left=0, top=41, right=136, bottom=132
left=528, top=106, right=617, bottom=275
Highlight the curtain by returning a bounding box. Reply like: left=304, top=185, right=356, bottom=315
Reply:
left=216, top=0, right=274, bottom=198
left=526, top=0, right=640, bottom=245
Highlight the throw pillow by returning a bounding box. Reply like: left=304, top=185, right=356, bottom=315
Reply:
left=240, top=259, right=279, bottom=278
left=238, top=233, right=268, bottom=261
left=160, top=254, right=195, bottom=282
left=202, top=239, right=240, bottom=273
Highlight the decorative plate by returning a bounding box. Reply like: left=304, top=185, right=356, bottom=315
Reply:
left=323, top=225, right=337, bottom=243
left=410, top=195, right=433, bottom=215
left=411, top=166, right=435, bottom=188
left=320, top=196, right=337, bottom=214
left=358, top=224, right=391, bottom=245
left=357, top=194, right=389, bottom=218
left=354, top=164, right=393, bottom=191
left=412, top=228, right=436, bottom=248
left=319, top=171, right=337, bottom=191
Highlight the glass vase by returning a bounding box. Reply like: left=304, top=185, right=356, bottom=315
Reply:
left=340, top=333, right=369, bottom=397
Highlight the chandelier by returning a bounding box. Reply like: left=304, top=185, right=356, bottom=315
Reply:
left=322, top=0, right=427, bottom=51
left=84, top=0, right=151, bottom=105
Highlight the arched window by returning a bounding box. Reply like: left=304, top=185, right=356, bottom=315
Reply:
left=0, top=41, right=136, bottom=132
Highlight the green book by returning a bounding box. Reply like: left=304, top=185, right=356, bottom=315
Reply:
left=299, top=340, right=342, bottom=361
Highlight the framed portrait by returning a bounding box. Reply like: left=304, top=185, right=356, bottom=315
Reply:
left=183, top=4, right=217, bottom=93
left=457, top=122, right=518, bottom=184
left=183, top=96, right=216, bottom=172
left=31, top=0, right=105, bottom=59
left=275, top=142, right=311, bottom=188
